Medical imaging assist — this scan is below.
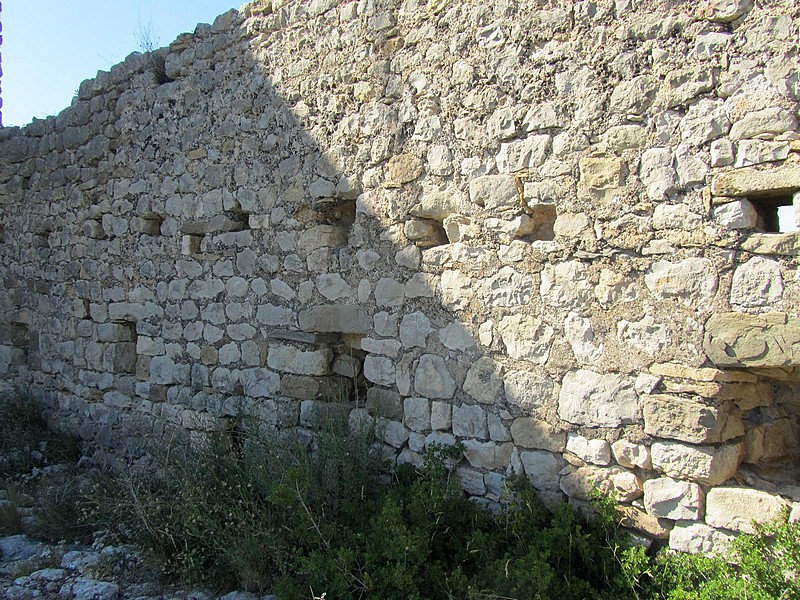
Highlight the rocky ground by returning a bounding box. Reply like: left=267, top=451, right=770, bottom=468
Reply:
left=0, top=532, right=275, bottom=600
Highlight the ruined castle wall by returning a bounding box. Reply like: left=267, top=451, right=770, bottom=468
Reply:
left=1, top=0, right=799, bottom=552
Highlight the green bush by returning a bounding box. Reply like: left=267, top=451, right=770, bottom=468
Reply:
left=0, top=392, right=82, bottom=478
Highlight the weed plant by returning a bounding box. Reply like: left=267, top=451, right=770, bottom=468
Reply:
left=4, top=388, right=800, bottom=600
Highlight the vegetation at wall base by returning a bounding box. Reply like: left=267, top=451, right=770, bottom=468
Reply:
left=2, top=389, right=800, bottom=599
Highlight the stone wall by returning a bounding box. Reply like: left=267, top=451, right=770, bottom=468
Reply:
left=1, top=0, right=799, bottom=553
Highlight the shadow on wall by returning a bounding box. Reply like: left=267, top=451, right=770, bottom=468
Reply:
left=1, top=0, right=800, bottom=551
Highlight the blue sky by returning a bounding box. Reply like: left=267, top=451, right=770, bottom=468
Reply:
left=2, top=0, right=241, bottom=127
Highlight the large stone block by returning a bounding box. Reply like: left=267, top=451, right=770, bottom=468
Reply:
left=705, top=487, right=789, bottom=534
left=519, top=450, right=565, bottom=491
left=463, top=357, right=503, bottom=404
left=711, top=162, right=800, bottom=197
left=642, top=394, right=743, bottom=444
left=298, top=305, right=370, bottom=334
left=266, top=344, right=333, bottom=376
left=560, top=466, right=642, bottom=503
left=497, top=315, right=554, bottom=365
left=579, top=156, right=628, bottom=190
left=643, top=477, right=704, bottom=520
left=558, top=370, right=640, bottom=427
left=510, top=417, right=566, bottom=452
left=704, top=312, right=800, bottom=367
left=669, top=521, right=734, bottom=555
left=414, top=354, right=455, bottom=399
left=650, top=441, right=742, bottom=485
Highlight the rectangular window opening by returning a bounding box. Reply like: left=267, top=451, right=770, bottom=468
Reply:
left=752, top=192, right=798, bottom=233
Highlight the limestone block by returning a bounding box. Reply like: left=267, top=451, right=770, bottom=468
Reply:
left=496, top=135, right=550, bottom=173
left=729, top=107, right=798, bottom=140
left=680, top=99, right=730, bottom=146
left=560, top=466, right=642, bottom=503
left=463, top=357, right=503, bottom=404
left=431, top=401, right=452, bottom=431
left=706, top=487, right=789, bottom=534
left=469, top=175, right=518, bottom=211
left=136, top=337, right=164, bottom=357
left=315, top=274, right=352, bottom=301
left=558, top=370, right=640, bottom=427
left=602, top=125, right=647, bottom=151
left=361, top=338, right=402, bottom=358
left=649, top=362, right=756, bottom=383
left=704, top=312, right=800, bottom=367
left=611, top=440, right=652, bottom=469
left=218, top=342, right=241, bottom=365
left=374, top=278, right=405, bottom=307
left=427, top=145, right=454, bottom=176
left=653, top=204, right=703, bottom=231
left=645, top=258, right=718, bottom=304
left=740, top=232, right=800, bottom=257
left=366, top=387, right=403, bottom=420
left=564, top=313, right=603, bottom=363
left=414, top=354, right=456, bottom=399
left=610, top=75, right=657, bottom=114
left=364, top=355, right=396, bottom=386
left=669, top=521, right=734, bottom=554
left=104, top=343, right=136, bottom=374
left=452, top=403, right=488, bottom=439
left=510, top=417, right=566, bottom=452
left=405, top=273, right=436, bottom=298
left=462, top=440, right=514, bottom=470
left=616, top=505, right=671, bottom=539
left=382, top=420, right=410, bottom=449
left=410, top=189, right=466, bottom=221
left=553, top=212, right=590, bottom=237
left=439, top=322, right=476, bottom=351
left=710, top=139, right=735, bottom=167
left=660, top=67, right=715, bottom=109
left=712, top=199, right=758, bottom=229
left=617, top=315, right=670, bottom=357
left=405, top=219, right=446, bottom=246
left=650, top=441, right=743, bottom=485
left=240, top=368, right=279, bottom=398
left=504, top=370, right=554, bottom=412
left=730, top=256, right=783, bottom=308
left=280, top=375, right=350, bottom=400
left=404, top=397, right=430, bottom=432
left=703, top=0, right=754, bottom=22
left=642, top=394, right=743, bottom=444
left=566, top=434, right=612, bottom=466
left=387, top=153, right=423, bottom=184
left=399, top=311, right=434, bottom=348
left=675, top=145, right=708, bottom=187
left=256, top=304, right=295, bottom=326
left=735, top=140, right=790, bottom=168
left=298, top=305, right=370, bottom=334
left=149, top=355, right=176, bottom=385
left=519, top=450, right=565, bottom=491
left=711, top=162, right=800, bottom=197
left=297, top=225, right=347, bottom=255
left=480, top=266, right=534, bottom=307
left=579, top=156, right=627, bottom=189
left=498, top=315, right=554, bottom=364
left=643, top=477, right=704, bottom=520
left=458, top=467, right=487, bottom=496
left=266, top=344, right=333, bottom=376
left=640, top=148, right=678, bottom=201
left=540, top=260, right=593, bottom=310
left=522, top=102, right=562, bottom=132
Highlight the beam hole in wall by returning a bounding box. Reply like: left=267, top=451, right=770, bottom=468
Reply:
left=740, top=370, right=800, bottom=490
left=136, top=213, right=165, bottom=236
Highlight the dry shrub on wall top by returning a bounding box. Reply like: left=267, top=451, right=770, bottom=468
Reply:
left=134, top=21, right=173, bottom=86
